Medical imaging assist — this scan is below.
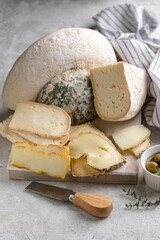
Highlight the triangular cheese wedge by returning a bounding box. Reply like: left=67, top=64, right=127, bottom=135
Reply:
left=68, top=132, right=125, bottom=171
left=90, top=61, right=148, bottom=121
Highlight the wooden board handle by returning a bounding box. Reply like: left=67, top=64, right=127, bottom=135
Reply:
left=73, top=192, right=113, bottom=218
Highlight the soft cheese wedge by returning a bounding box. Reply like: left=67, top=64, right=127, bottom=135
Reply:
left=10, top=142, right=70, bottom=179
left=68, top=132, right=126, bottom=171
left=0, top=115, right=26, bottom=143
left=90, top=61, right=148, bottom=121
left=70, top=123, right=104, bottom=140
left=72, top=155, right=104, bottom=177
left=129, top=138, right=150, bottom=158
left=9, top=101, right=71, bottom=139
left=112, top=125, right=150, bottom=151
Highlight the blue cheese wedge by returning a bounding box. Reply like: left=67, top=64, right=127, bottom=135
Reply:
left=38, top=69, right=97, bottom=125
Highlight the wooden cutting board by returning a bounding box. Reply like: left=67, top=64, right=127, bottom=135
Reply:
left=7, top=113, right=141, bottom=184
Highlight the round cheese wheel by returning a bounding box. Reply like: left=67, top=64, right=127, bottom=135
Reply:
left=2, top=28, right=117, bottom=110
left=38, top=68, right=97, bottom=125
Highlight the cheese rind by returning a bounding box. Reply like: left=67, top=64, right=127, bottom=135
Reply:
left=70, top=123, right=104, bottom=140
left=2, top=28, right=117, bottom=110
left=129, top=138, right=150, bottom=158
left=10, top=143, right=70, bottom=179
left=68, top=132, right=126, bottom=171
left=72, top=155, right=104, bottom=177
left=9, top=101, right=71, bottom=139
left=90, top=62, right=148, bottom=121
left=112, top=125, right=151, bottom=151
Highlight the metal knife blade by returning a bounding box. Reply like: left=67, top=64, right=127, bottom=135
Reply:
left=25, top=182, right=75, bottom=201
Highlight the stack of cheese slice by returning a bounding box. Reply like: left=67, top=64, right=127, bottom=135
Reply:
left=68, top=123, right=126, bottom=176
left=112, top=125, right=151, bottom=158
left=10, top=142, right=70, bottom=179
left=90, top=61, right=148, bottom=121
left=0, top=101, right=71, bottom=146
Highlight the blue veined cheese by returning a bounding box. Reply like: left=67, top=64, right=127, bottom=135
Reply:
left=37, top=69, right=97, bottom=125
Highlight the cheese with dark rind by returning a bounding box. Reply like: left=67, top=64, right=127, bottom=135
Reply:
left=129, top=138, right=150, bottom=158
left=72, top=155, right=104, bottom=177
left=68, top=132, right=126, bottom=171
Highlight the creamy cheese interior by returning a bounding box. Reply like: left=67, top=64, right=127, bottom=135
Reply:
left=90, top=62, right=131, bottom=121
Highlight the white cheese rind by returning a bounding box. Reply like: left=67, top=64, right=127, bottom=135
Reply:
left=2, top=28, right=117, bottom=110
left=90, top=62, right=148, bottom=121
left=118, top=63, right=148, bottom=121
left=9, top=101, right=71, bottom=139
left=112, top=125, right=151, bottom=151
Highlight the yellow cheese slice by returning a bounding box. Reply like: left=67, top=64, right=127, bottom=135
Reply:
left=72, top=155, right=104, bottom=177
left=68, top=132, right=125, bottom=171
left=129, top=138, right=150, bottom=158
left=10, top=143, right=70, bottom=179
left=112, top=125, right=150, bottom=151
left=70, top=123, right=104, bottom=140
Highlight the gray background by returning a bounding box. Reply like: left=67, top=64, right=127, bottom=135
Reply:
left=0, top=1, right=160, bottom=240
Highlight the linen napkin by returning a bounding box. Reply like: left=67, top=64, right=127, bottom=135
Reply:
left=93, top=4, right=160, bottom=127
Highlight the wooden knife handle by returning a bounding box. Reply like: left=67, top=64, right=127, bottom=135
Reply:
left=73, top=192, right=113, bottom=218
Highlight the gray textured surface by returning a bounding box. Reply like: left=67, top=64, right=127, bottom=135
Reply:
left=0, top=1, right=160, bottom=240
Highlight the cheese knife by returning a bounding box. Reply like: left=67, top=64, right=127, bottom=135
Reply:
left=25, top=181, right=113, bottom=218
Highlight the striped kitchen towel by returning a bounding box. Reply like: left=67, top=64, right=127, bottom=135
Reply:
left=93, top=4, right=160, bottom=127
